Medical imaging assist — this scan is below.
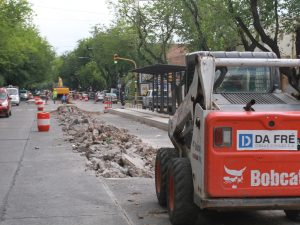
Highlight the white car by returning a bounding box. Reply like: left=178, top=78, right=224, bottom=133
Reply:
left=96, top=92, right=104, bottom=102
left=104, top=93, right=118, bottom=104
left=7, top=87, right=20, bottom=106
left=19, top=89, right=29, bottom=100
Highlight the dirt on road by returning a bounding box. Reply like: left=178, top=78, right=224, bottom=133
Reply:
left=56, top=105, right=157, bottom=178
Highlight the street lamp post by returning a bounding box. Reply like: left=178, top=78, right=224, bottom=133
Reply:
left=113, top=54, right=138, bottom=104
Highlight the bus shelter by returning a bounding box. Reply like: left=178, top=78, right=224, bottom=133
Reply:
left=132, top=64, right=185, bottom=115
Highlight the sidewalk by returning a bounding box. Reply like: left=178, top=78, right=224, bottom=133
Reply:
left=108, top=108, right=169, bottom=131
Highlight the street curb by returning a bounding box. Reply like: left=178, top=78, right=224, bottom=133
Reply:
left=108, top=109, right=169, bottom=131
left=128, top=108, right=170, bottom=118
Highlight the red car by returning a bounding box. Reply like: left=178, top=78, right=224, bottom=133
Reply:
left=0, top=88, right=12, bottom=117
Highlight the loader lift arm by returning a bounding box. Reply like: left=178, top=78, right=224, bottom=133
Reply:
left=168, top=55, right=216, bottom=155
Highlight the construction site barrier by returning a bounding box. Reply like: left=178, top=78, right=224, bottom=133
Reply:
left=37, top=112, right=50, bottom=132
left=104, top=100, right=112, bottom=113
left=34, top=97, right=41, bottom=105
left=36, top=100, right=44, bottom=111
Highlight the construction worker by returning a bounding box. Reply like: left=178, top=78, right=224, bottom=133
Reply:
left=52, top=89, right=57, bottom=104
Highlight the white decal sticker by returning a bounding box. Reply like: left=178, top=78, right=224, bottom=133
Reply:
left=251, top=170, right=300, bottom=187
left=237, top=130, right=298, bottom=150
left=223, top=166, right=246, bottom=189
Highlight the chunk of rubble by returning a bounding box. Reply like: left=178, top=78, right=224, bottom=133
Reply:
left=57, top=105, right=156, bottom=178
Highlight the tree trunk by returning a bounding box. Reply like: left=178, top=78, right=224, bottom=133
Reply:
left=296, top=25, right=300, bottom=58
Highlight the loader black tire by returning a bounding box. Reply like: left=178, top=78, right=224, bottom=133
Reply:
left=284, top=210, right=300, bottom=221
left=167, top=158, right=197, bottom=225
left=155, top=148, right=178, bottom=207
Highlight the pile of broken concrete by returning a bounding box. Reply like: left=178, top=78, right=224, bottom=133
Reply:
left=57, top=106, right=156, bottom=178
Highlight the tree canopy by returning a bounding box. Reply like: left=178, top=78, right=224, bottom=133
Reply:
left=0, top=0, right=55, bottom=88
left=57, top=0, right=300, bottom=92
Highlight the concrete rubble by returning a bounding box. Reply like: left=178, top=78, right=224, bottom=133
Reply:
left=56, top=106, right=156, bottom=178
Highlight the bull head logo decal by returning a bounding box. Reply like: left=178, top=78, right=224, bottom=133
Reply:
left=223, top=166, right=246, bottom=189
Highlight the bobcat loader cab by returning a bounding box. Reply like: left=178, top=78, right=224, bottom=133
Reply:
left=154, top=52, right=300, bottom=225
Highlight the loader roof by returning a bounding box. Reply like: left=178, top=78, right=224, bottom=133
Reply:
left=132, top=64, right=185, bottom=75
left=187, top=51, right=277, bottom=60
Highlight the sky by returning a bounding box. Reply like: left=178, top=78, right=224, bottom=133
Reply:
left=27, top=0, right=115, bottom=55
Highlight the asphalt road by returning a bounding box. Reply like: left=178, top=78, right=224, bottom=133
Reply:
left=0, top=102, right=171, bottom=225
left=0, top=101, right=297, bottom=225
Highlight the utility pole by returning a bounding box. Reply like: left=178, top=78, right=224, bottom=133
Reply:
left=113, top=54, right=138, bottom=104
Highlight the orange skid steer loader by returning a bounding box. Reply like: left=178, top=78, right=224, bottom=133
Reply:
left=154, top=51, right=300, bottom=225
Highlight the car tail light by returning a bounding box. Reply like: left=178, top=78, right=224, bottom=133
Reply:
left=214, top=127, right=232, bottom=147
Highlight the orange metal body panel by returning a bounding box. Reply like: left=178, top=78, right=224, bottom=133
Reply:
left=55, top=87, right=69, bottom=95
left=205, top=111, right=300, bottom=197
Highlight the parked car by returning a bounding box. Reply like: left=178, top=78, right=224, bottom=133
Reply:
left=82, top=93, right=88, bottom=99
left=40, top=90, right=47, bottom=100
left=142, top=90, right=171, bottom=109
left=0, top=88, right=12, bottom=117
left=19, top=89, right=29, bottom=100
left=95, top=92, right=104, bottom=102
left=88, top=92, right=95, bottom=100
left=104, top=93, right=118, bottom=104
left=7, top=87, right=20, bottom=106
left=33, top=90, right=41, bottom=96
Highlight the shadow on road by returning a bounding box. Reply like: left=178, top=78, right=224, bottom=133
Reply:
left=193, top=209, right=290, bottom=225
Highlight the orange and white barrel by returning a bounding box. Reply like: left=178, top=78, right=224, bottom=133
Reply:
left=35, top=97, right=41, bottom=105
left=104, top=100, right=112, bottom=113
left=36, top=100, right=44, bottom=111
left=37, top=112, right=50, bottom=132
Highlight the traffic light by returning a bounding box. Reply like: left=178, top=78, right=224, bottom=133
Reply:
left=168, top=73, right=173, bottom=82
left=113, top=54, right=119, bottom=64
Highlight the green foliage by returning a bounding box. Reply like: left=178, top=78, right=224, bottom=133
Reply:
left=175, top=0, right=239, bottom=51
left=226, top=0, right=300, bottom=56
left=112, top=0, right=178, bottom=63
left=58, top=23, right=139, bottom=91
left=0, top=0, right=55, bottom=89
left=282, top=0, right=300, bottom=32
left=77, top=61, right=106, bottom=91
left=58, top=0, right=299, bottom=93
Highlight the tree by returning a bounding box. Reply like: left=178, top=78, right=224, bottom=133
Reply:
left=58, top=23, right=138, bottom=91
left=176, top=0, right=240, bottom=51
left=0, top=0, right=55, bottom=88
left=227, top=0, right=300, bottom=91
left=112, top=0, right=178, bottom=63
left=76, top=61, right=106, bottom=91
left=282, top=0, right=300, bottom=58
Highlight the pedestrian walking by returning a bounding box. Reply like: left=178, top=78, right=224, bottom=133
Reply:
left=45, top=90, right=49, bottom=104
left=52, top=89, right=57, bottom=104
left=94, top=92, right=98, bottom=104
left=61, top=94, right=66, bottom=104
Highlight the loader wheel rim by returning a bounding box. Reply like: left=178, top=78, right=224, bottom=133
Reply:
left=155, top=161, right=161, bottom=194
left=168, top=173, right=174, bottom=211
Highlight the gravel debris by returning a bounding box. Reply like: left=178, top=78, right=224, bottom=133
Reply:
left=57, top=106, right=156, bottom=178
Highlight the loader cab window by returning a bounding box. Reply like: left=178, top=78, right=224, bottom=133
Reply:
left=214, top=66, right=272, bottom=93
